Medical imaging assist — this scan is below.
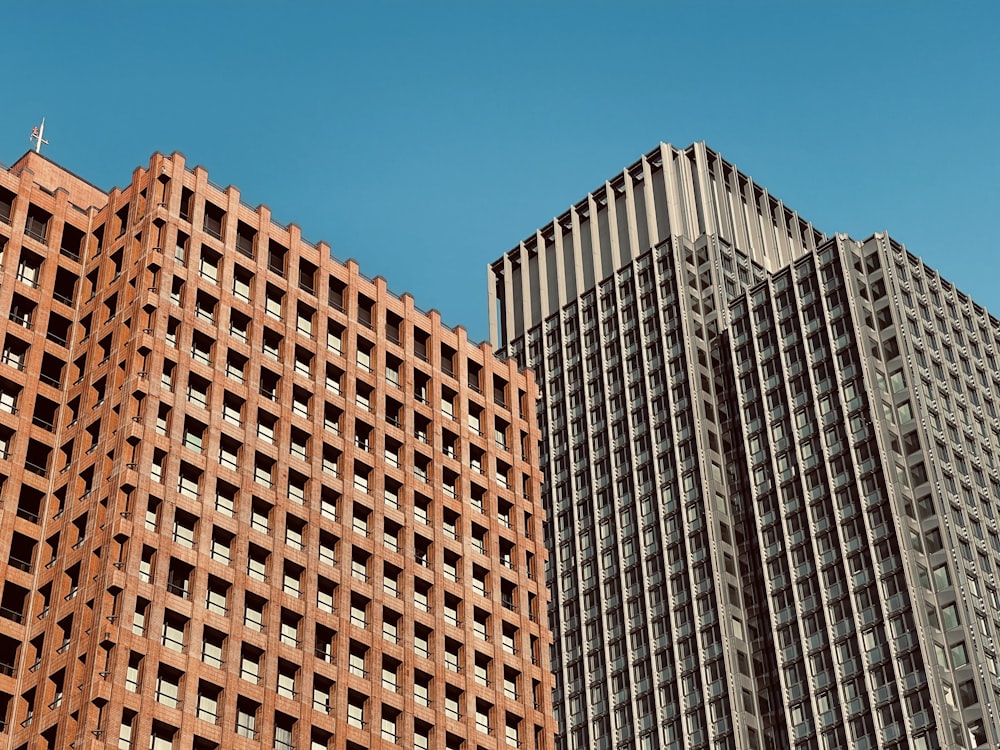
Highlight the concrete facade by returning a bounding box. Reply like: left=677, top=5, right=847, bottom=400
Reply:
left=724, top=234, right=1000, bottom=749
left=0, top=150, right=555, bottom=750
left=490, top=143, right=1000, bottom=749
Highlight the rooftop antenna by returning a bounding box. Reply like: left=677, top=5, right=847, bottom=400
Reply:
left=30, top=118, right=48, bottom=154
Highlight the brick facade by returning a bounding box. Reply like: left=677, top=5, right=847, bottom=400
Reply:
left=0, top=150, right=555, bottom=750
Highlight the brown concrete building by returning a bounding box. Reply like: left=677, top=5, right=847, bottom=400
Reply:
left=0, top=150, right=555, bottom=750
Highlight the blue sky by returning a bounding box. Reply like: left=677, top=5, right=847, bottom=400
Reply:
left=2, top=2, right=997, bottom=343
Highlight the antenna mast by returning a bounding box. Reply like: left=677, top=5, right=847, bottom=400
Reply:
left=30, top=118, right=48, bottom=154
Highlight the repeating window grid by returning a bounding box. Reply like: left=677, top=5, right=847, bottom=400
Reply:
left=0, top=182, right=551, bottom=744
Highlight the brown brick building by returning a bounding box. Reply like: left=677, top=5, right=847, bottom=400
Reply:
left=0, top=150, right=555, bottom=750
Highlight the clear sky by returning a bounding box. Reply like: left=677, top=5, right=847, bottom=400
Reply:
left=2, top=2, right=997, bottom=344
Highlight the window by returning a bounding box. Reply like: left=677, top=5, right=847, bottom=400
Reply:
left=233, top=268, right=252, bottom=301
left=229, top=311, right=249, bottom=343
left=202, top=628, right=225, bottom=669
left=178, top=468, right=200, bottom=499
left=16, top=251, right=41, bottom=287
left=280, top=610, right=300, bottom=646
left=313, top=677, right=333, bottom=714
left=292, top=387, right=310, bottom=418
left=468, top=407, right=482, bottom=435
left=349, top=643, right=368, bottom=678
left=441, top=387, right=456, bottom=418
left=294, top=346, right=313, bottom=377
left=445, top=691, right=462, bottom=720
left=381, top=711, right=399, bottom=743
left=218, top=438, right=240, bottom=471
left=951, top=641, right=969, bottom=667
left=297, top=305, right=314, bottom=337
left=383, top=609, right=400, bottom=643
left=146, top=449, right=167, bottom=484
left=290, top=428, right=309, bottom=460
left=356, top=383, right=372, bottom=412
left=255, top=455, right=274, bottom=487
left=244, top=595, right=265, bottom=632
left=350, top=598, right=368, bottom=629
left=312, top=636, right=337, bottom=680
left=386, top=356, right=401, bottom=387
left=125, top=652, right=142, bottom=693
left=327, top=322, right=343, bottom=355
left=277, top=660, right=297, bottom=699
left=352, top=549, right=370, bottom=582
left=139, top=546, right=155, bottom=583
left=357, top=340, right=372, bottom=372
left=206, top=577, right=229, bottom=615
left=118, top=709, right=137, bottom=748
left=317, top=577, right=336, bottom=614
left=503, top=671, right=519, bottom=700
left=275, top=722, right=296, bottom=750
left=256, top=411, right=277, bottom=444
left=156, top=404, right=170, bottom=435
left=226, top=352, right=246, bottom=383
left=285, top=516, right=305, bottom=549
left=240, top=647, right=262, bottom=684
left=414, top=583, right=430, bottom=614
left=195, top=291, right=217, bottom=323
left=505, top=716, right=521, bottom=747
left=215, top=483, right=237, bottom=517
left=247, top=544, right=269, bottom=581
left=382, top=657, right=400, bottom=692
left=203, top=204, right=225, bottom=241
left=347, top=692, right=366, bottom=729
left=236, top=700, right=259, bottom=739
left=172, top=510, right=197, bottom=547
left=476, top=703, right=492, bottom=735
left=150, top=724, right=175, bottom=750
left=289, top=472, right=307, bottom=505
left=383, top=564, right=400, bottom=597
left=444, top=554, right=460, bottom=583
left=445, top=639, right=461, bottom=672
left=266, top=285, right=284, bottom=320
left=353, top=503, right=370, bottom=534
left=323, top=445, right=340, bottom=477
left=182, top=419, right=204, bottom=453
left=414, top=672, right=431, bottom=707
left=0, top=187, right=12, bottom=224
left=1, top=337, right=27, bottom=371
left=155, top=667, right=181, bottom=708
left=161, top=613, right=187, bottom=652
left=283, top=563, right=302, bottom=597
left=175, top=229, right=189, bottom=264
left=0, top=379, right=18, bottom=414
left=250, top=499, right=272, bottom=534
left=319, top=531, right=338, bottom=566
left=474, top=610, right=490, bottom=642
left=197, top=682, right=221, bottom=724
left=414, top=626, right=431, bottom=658
left=474, top=654, right=490, bottom=686
left=263, top=329, right=282, bottom=362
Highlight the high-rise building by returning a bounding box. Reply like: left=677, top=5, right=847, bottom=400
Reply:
left=0, top=149, right=555, bottom=750
left=489, top=142, right=1000, bottom=750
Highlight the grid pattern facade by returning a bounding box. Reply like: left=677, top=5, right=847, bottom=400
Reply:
left=510, top=236, right=778, bottom=749
left=490, top=142, right=1000, bottom=750
left=726, top=233, right=1000, bottom=748
left=490, top=143, right=824, bottom=750
left=0, top=150, right=555, bottom=750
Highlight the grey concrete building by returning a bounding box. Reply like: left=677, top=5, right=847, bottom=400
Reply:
left=489, top=142, right=999, bottom=750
